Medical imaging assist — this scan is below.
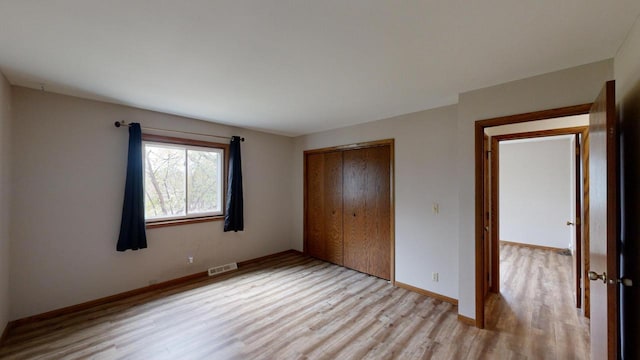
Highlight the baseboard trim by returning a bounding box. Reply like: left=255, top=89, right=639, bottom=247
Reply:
left=9, top=271, right=209, bottom=329
left=7, top=249, right=301, bottom=331
left=500, top=240, right=566, bottom=252
left=395, top=281, right=458, bottom=305
left=457, top=314, right=476, bottom=326
left=238, top=249, right=302, bottom=267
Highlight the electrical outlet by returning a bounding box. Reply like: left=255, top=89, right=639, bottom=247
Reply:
left=432, top=272, right=439, bottom=282
left=188, top=256, right=194, bottom=264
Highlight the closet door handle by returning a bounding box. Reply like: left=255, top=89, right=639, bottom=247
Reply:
left=353, top=213, right=356, bottom=217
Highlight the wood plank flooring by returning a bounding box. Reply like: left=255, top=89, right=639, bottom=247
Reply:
left=484, top=243, right=590, bottom=359
left=0, top=247, right=588, bottom=359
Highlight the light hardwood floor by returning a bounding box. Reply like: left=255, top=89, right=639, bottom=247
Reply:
left=484, top=243, right=590, bottom=359
left=0, top=246, right=588, bottom=359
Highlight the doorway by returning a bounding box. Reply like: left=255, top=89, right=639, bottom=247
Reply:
left=484, top=126, right=590, bottom=358
left=487, top=125, right=589, bottom=309
left=474, top=104, right=592, bottom=328
left=475, top=110, right=592, bottom=358
left=475, top=81, right=620, bottom=359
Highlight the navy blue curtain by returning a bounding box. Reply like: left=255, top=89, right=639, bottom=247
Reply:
left=224, top=136, right=244, bottom=232
left=116, top=123, right=147, bottom=251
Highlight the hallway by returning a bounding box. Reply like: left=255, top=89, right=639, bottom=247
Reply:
left=483, top=243, right=590, bottom=359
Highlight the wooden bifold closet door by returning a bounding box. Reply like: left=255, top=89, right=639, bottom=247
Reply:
left=305, top=151, right=344, bottom=265
left=304, top=142, right=392, bottom=281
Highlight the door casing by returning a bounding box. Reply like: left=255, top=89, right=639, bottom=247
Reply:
left=474, top=103, right=592, bottom=328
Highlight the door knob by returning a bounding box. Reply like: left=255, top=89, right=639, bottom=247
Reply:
left=566, top=221, right=575, bottom=226
left=588, top=270, right=607, bottom=283
left=618, top=277, right=633, bottom=287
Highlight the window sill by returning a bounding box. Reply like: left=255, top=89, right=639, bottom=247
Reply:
left=146, top=215, right=224, bottom=229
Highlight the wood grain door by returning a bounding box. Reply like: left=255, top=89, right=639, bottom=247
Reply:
left=343, top=145, right=391, bottom=280
left=582, top=128, right=591, bottom=318
left=588, top=80, right=618, bottom=360
left=483, top=133, right=491, bottom=297
left=305, top=151, right=344, bottom=265
left=573, top=133, right=583, bottom=309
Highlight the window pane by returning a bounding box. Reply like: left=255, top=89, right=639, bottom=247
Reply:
left=187, top=149, right=220, bottom=214
left=144, top=145, right=186, bottom=219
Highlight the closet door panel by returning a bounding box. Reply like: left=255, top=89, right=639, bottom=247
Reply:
left=365, top=145, right=391, bottom=279
left=343, top=149, right=368, bottom=274
left=322, top=151, right=344, bottom=265
left=343, top=146, right=391, bottom=280
left=305, top=151, right=343, bottom=265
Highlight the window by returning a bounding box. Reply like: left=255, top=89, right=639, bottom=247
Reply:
left=142, top=134, right=228, bottom=227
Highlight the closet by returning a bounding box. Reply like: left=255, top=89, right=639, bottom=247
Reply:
left=304, top=140, right=393, bottom=280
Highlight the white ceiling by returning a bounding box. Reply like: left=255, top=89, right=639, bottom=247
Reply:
left=1, top=1, right=639, bottom=136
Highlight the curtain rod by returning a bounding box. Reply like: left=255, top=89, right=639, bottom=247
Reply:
left=114, top=121, right=245, bottom=142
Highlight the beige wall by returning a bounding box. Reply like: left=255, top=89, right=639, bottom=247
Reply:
left=0, top=73, right=12, bottom=332
left=456, top=59, right=614, bottom=318
left=616, top=15, right=640, bottom=104
left=9, top=87, right=295, bottom=319
left=292, top=60, right=615, bottom=313
left=499, top=136, right=574, bottom=249
left=292, top=105, right=460, bottom=300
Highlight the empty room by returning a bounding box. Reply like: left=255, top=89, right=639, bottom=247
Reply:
left=1, top=1, right=639, bottom=359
